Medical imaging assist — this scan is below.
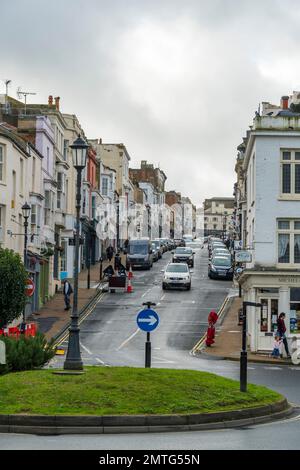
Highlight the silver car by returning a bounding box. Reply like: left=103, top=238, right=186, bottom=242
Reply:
left=162, top=263, right=192, bottom=290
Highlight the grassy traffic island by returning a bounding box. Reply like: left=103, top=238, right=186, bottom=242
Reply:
left=0, top=367, right=284, bottom=417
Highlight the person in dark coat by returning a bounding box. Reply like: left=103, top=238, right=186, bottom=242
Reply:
left=103, top=264, right=115, bottom=278
left=62, top=279, right=73, bottom=311
left=106, top=245, right=114, bottom=262
left=277, top=312, right=291, bottom=358
left=114, top=252, right=121, bottom=270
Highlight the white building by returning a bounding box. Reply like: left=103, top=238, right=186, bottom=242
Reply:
left=237, top=93, right=300, bottom=353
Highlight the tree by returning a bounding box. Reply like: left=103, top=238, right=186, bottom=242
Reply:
left=0, top=248, right=28, bottom=329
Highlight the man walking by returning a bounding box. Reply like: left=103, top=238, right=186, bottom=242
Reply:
left=277, top=312, right=291, bottom=358
left=62, top=279, right=73, bottom=311
left=106, top=245, right=114, bottom=263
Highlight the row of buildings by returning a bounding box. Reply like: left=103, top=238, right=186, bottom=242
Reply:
left=232, top=91, right=300, bottom=352
left=0, top=93, right=196, bottom=318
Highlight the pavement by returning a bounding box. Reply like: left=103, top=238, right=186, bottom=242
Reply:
left=196, top=293, right=293, bottom=365
left=27, top=255, right=126, bottom=342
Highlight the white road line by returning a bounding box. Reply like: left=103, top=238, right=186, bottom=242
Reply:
left=80, top=342, right=93, bottom=356
left=96, top=357, right=105, bottom=365
left=116, top=328, right=140, bottom=351
left=142, top=288, right=152, bottom=298
left=161, top=294, right=166, bottom=300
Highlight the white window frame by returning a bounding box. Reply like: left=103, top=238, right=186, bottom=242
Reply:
left=280, top=149, right=300, bottom=198
left=277, top=219, right=300, bottom=266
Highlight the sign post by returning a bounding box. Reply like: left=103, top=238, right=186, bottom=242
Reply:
left=136, top=302, right=159, bottom=368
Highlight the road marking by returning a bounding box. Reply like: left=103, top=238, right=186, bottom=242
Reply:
left=142, top=288, right=152, bottom=298
left=152, top=356, right=175, bottom=364
left=263, top=366, right=282, bottom=370
left=161, top=294, right=165, bottom=300
left=80, top=342, right=93, bottom=356
left=96, top=357, right=106, bottom=365
left=116, top=328, right=140, bottom=351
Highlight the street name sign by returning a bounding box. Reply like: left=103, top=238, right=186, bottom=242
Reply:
left=137, top=308, right=159, bottom=332
left=235, top=250, right=252, bottom=263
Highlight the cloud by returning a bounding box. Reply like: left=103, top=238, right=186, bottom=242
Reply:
left=1, top=0, right=300, bottom=205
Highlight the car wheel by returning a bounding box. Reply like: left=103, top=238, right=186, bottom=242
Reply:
left=162, top=283, right=167, bottom=290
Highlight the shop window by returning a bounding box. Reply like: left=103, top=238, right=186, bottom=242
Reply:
left=290, top=288, right=300, bottom=334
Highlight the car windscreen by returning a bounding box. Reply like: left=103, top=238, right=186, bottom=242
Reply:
left=129, top=244, right=148, bottom=255
left=166, top=265, right=189, bottom=273
left=175, top=248, right=192, bottom=254
left=212, top=257, right=232, bottom=267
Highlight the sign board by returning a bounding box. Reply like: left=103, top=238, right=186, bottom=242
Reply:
left=0, top=340, right=6, bottom=364
left=137, top=308, right=159, bottom=332
left=60, top=271, right=68, bottom=281
left=25, top=278, right=35, bottom=297
left=235, top=251, right=252, bottom=263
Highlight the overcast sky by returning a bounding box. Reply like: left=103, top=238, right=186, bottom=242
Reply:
left=1, top=0, right=300, bottom=206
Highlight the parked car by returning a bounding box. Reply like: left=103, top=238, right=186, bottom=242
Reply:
left=151, top=240, right=163, bottom=259
left=162, top=263, right=192, bottom=290
left=208, top=242, right=226, bottom=257
left=172, top=247, right=195, bottom=267
left=126, top=238, right=153, bottom=270
left=208, top=256, right=234, bottom=280
left=151, top=242, right=159, bottom=262
left=209, top=248, right=231, bottom=260
left=155, top=238, right=168, bottom=253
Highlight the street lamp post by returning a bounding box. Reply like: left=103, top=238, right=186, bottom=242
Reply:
left=240, top=301, right=262, bottom=392
left=21, top=202, right=31, bottom=326
left=116, top=198, right=120, bottom=251
left=64, top=135, right=88, bottom=371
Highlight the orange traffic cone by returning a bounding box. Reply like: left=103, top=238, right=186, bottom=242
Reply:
left=127, top=276, right=133, bottom=293
left=128, top=264, right=133, bottom=280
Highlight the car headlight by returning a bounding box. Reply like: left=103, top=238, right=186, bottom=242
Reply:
left=210, top=266, right=217, bottom=272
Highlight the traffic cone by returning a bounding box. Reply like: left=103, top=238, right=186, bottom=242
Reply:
left=127, top=276, right=133, bottom=293
left=128, top=264, right=133, bottom=280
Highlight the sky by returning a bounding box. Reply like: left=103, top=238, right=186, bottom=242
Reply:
left=1, top=0, right=300, bottom=206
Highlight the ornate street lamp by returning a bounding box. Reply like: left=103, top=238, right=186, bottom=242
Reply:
left=64, top=134, right=88, bottom=371
left=21, top=202, right=31, bottom=326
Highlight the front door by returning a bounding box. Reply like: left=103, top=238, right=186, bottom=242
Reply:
left=258, top=297, right=279, bottom=350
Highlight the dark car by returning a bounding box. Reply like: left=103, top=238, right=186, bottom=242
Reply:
left=208, top=256, right=233, bottom=280
left=172, top=247, right=195, bottom=267
left=151, top=240, right=163, bottom=259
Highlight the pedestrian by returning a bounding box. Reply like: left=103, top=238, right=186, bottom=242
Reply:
left=271, top=334, right=282, bottom=359
left=103, top=264, right=115, bottom=278
left=62, top=279, right=73, bottom=311
left=277, top=312, right=291, bottom=358
left=123, top=239, right=129, bottom=252
left=106, top=245, right=114, bottom=263
left=114, top=252, right=121, bottom=271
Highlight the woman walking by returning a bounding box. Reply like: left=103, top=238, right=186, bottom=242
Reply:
left=277, top=313, right=291, bottom=358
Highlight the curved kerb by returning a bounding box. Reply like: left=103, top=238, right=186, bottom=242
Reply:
left=0, top=398, right=292, bottom=435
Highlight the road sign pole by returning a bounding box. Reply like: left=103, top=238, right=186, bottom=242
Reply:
left=145, top=332, right=151, bottom=368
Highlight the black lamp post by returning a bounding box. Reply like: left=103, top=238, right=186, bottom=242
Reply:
left=21, top=202, right=31, bottom=325
left=64, top=134, right=88, bottom=371
left=240, top=301, right=262, bottom=392
left=115, top=198, right=120, bottom=251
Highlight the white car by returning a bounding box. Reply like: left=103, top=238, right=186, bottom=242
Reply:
left=162, top=263, right=192, bottom=291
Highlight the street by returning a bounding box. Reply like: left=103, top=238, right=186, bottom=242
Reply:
left=52, top=244, right=232, bottom=368
left=2, top=245, right=300, bottom=450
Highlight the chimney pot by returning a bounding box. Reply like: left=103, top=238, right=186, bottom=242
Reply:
left=54, top=96, right=60, bottom=111
left=281, top=95, right=289, bottom=110
left=48, top=95, right=53, bottom=106
left=99, top=138, right=102, bottom=144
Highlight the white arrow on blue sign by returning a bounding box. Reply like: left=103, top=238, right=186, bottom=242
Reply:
left=137, top=308, right=159, bottom=332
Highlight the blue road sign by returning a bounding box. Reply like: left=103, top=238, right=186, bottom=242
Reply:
left=137, top=308, right=159, bottom=332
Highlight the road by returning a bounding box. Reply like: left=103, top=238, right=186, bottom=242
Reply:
left=1, top=245, right=300, bottom=450
left=51, top=243, right=232, bottom=368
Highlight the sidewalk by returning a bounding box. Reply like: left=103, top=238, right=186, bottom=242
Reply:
left=27, top=255, right=126, bottom=342
left=199, top=295, right=292, bottom=365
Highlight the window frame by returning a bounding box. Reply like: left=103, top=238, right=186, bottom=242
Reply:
left=0, top=145, right=5, bottom=183
left=280, top=149, right=300, bottom=197
left=277, top=219, right=300, bottom=266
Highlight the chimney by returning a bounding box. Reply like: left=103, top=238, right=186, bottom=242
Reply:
left=99, top=138, right=102, bottom=144
left=48, top=95, right=53, bottom=106
left=54, top=96, right=60, bottom=111
left=281, top=96, right=289, bottom=110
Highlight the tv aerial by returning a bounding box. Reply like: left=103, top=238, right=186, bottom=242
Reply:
left=17, top=86, right=36, bottom=115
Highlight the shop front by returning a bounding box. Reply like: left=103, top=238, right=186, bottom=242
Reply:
left=239, top=270, right=300, bottom=353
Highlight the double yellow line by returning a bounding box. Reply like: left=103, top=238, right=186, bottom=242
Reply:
left=53, top=291, right=105, bottom=350
left=190, top=295, right=230, bottom=355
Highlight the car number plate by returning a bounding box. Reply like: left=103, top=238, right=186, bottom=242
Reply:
left=218, top=271, right=226, bottom=276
